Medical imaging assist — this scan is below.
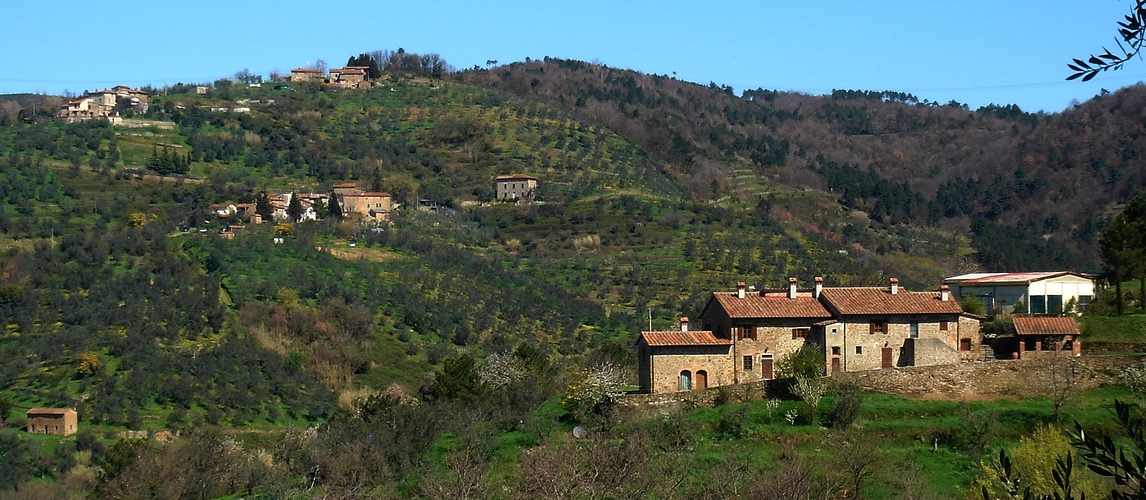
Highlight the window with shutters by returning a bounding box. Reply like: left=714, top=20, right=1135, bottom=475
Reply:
left=792, top=328, right=810, bottom=340
left=869, top=320, right=888, bottom=334
left=940, top=321, right=948, bottom=331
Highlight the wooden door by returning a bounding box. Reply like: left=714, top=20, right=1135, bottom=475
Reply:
left=881, top=347, right=893, bottom=369
left=831, top=357, right=841, bottom=373
left=761, top=357, right=774, bottom=380
left=696, top=370, right=708, bottom=389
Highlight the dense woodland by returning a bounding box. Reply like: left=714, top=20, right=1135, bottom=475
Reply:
left=0, top=51, right=1143, bottom=498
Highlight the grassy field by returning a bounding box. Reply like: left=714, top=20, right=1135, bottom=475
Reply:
left=1080, top=314, right=1146, bottom=343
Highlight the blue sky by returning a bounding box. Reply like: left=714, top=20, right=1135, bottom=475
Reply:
left=3, top=1, right=1145, bottom=112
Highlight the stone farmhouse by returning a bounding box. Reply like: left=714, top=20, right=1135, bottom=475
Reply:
left=944, top=271, right=1096, bottom=316
left=56, top=86, right=150, bottom=121
left=290, top=67, right=324, bottom=82
left=329, top=66, right=369, bottom=89
left=26, top=408, right=78, bottom=436
left=637, top=278, right=983, bottom=394
left=496, top=174, right=537, bottom=201
left=339, top=190, right=392, bottom=221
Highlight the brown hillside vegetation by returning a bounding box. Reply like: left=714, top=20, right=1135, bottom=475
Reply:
left=459, top=60, right=1146, bottom=268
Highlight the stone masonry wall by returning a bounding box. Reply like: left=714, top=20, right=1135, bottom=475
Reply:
left=617, top=355, right=1144, bottom=416
left=832, top=355, right=1142, bottom=398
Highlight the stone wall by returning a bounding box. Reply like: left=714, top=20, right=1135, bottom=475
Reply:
left=832, top=355, right=1142, bottom=398
left=615, top=381, right=769, bottom=417
left=1083, top=342, right=1146, bottom=355
left=617, top=355, right=1144, bottom=416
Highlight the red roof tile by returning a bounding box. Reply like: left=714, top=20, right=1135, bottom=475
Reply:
left=496, top=174, right=537, bottom=181
left=343, top=192, right=390, bottom=197
left=710, top=292, right=833, bottom=319
left=639, top=331, right=730, bottom=347
left=820, top=288, right=963, bottom=315
left=1013, top=317, right=1080, bottom=336
left=27, top=408, right=75, bottom=415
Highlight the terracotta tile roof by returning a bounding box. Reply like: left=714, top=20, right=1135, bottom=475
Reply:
left=639, top=331, right=730, bottom=347
left=343, top=192, right=390, bottom=197
left=820, top=288, right=963, bottom=315
left=1013, top=316, right=1080, bottom=336
left=709, top=292, right=833, bottom=319
left=496, top=174, right=537, bottom=181
left=944, top=272, right=1081, bottom=285
left=334, top=182, right=358, bottom=188
left=291, top=68, right=323, bottom=73
left=27, top=408, right=75, bottom=415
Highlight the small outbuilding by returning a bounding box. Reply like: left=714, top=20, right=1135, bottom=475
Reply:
left=1012, top=316, right=1081, bottom=358
left=26, top=408, right=78, bottom=436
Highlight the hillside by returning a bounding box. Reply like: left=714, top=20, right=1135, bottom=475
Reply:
left=0, top=54, right=1143, bottom=497
left=458, top=59, right=1146, bottom=271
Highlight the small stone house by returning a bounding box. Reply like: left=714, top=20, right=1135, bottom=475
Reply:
left=290, top=68, right=324, bottom=82
left=637, top=277, right=984, bottom=394
left=636, top=318, right=732, bottom=394
left=332, top=182, right=360, bottom=195
left=26, top=408, right=78, bottom=436
left=1012, top=316, right=1081, bottom=358
left=496, top=174, right=537, bottom=200
left=329, top=67, right=368, bottom=88
left=340, top=192, right=392, bottom=220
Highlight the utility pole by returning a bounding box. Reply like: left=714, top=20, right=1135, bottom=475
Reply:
left=648, top=309, right=652, bottom=331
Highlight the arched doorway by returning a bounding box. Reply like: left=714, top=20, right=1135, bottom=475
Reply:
left=680, top=370, right=692, bottom=391
left=695, top=370, right=708, bottom=389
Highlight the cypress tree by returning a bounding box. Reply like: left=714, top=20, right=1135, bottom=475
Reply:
left=328, top=193, right=343, bottom=220
left=287, top=192, right=304, bottom=222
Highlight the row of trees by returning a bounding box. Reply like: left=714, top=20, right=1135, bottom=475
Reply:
left=1100, top=194, right=1146, bottom=314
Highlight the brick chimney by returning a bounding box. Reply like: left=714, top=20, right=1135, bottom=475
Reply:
left=940, top=285, right=950, bottom=302
left=788, top=277, right=798, bottom=299
left=680, top=317, right=689, bottom=332
left=737, top=282, right=746, bottom=299
left=814, top=277, right=823, bottom=299
left=890, top=277, right=899, bottom=295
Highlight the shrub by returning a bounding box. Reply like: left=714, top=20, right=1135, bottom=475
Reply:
left=0, top=394, right=11, bottom=424
left=1122, top=361, right=1146, bottom=398
left=775, top=345, right=825, bottom=381
left=791, top=375, right=827, bottom=425
left=823, top=383, right=863, bottom=428
left=562, top=362, right=624, bottom=422
left=716, top=404, right=748, bottom=439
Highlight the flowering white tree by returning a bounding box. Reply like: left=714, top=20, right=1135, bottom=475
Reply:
left=563, top=363, right=625, bottom=421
